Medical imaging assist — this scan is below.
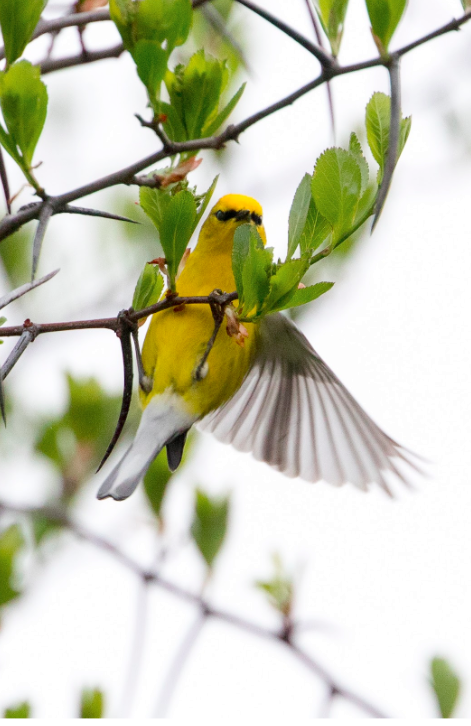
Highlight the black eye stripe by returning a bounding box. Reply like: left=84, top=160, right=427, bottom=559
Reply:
left=215, top=209, right=263, bottom=225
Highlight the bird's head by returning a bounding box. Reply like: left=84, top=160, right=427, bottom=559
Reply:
left=202, top=194, right=267, bottom=249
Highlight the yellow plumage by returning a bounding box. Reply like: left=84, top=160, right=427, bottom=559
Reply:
left=140, top=194, right=264, bottom=417
left=97, top=194, right=417, bottom=501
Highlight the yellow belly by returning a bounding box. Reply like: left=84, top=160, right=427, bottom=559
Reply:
left=140, top=249, right=257, bottom=417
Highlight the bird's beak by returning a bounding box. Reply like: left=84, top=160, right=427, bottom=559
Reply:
left=235, top=209, right=251, bottom=222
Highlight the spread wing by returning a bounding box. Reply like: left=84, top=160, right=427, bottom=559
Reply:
left=199, top=313, right=421, bottom=494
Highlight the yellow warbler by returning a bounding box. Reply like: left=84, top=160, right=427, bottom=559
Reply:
left=97, top=194, right=415, bottom=500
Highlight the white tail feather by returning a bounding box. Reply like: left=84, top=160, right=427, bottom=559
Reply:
left=97, top=393, right=196, bottom=501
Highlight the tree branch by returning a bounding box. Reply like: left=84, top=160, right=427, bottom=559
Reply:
left=40, top=43, right=125, bottom=75
left=0, top=500, right=387, bottom=719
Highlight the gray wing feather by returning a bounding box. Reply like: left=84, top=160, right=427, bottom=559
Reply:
left=199, top=313, right=421, bottom=493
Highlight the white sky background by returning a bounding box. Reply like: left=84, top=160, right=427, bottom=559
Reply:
left=1, top=0, right=471, bottom=718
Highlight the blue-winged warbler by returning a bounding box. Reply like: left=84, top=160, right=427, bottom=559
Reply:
left=97, top=194, right=415, bottom=500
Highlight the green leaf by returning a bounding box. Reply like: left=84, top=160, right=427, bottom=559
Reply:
left=132, top=40, right=167, bottom=99
left=314, top=0, right=349, bottom=56
left=365, top=92, right=411, bottom=180
left=203, top=82, right=245, bottom=137
left=109, top=0, right=138, bottom=51
left=143, top=449, right=174, bottom=521
left=0, top=524, right=23, bottom=607
left=0, top=0, right=45, bottom=66
left=430, top=658, right=460, bottom=719
left=165, top=51, right=229, bottom=141
left=4, top=702, right=31, bottom=718
left=288, top=174, right=312, bottom=259
left=80, top=688, right=104, bottom=719
left=280, top=282, right=334, bottom=310
left=191, top=489, right=229, bottom=568
left=235, top=225, right=272, bottom=318
left=136, top=0, right=192, bottom=52
left=194, top=175, right=219, bottom=228
left=298, top=196, right=331, bottom=255
left=139, top=186, right=172, bottom=234
left=159, top=190, right=197, bottom=290
left=349, top=132, right=369, bottom=193
left=0, top=317, right=6, bottom=326
left=0, top=61, right=48, bottom=167
left=132, top=263, right=163, bottom=311
left=232, top=224, right=251, bottom=301
left=311, top=147, right=362, bottom=243
left=365, top=0, right=407, bottom=51
left=256, top=554, right=294, bottom=618
left=262, top=258, right=309, bottom=314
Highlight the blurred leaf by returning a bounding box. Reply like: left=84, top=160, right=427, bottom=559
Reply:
left=0, top=317, right=6, bottom=326
left=0, top=226, right=35, bottom=287
left=164, top=51, right=238, bottom=145
left=159, top=190, right=197, bottom=291
left=143, top=448, right=173, bottom=521
left=274, top=281, right=334, bottom=312
left=256, top=554, right=294, bottom=618
left=32, top=513, right=62, bottom=546
left=133, top=40, right=167, bottom=99
left=203, top=82, right=245, bottom=137
left=191, top=489, right=229, bottom=568
left=365, top=0, right=407, bottom=52
left=0, top=0, right=45, bottom=66
left=136, top=0, right=192, bottom=52
left=194, top=175, right=218, bottom=228
left=430, top=657, right=460, bottom=718
left=314, top=0, right=349, bottom=56
left=311, top=147, right=362, bottom=243
left=80, top=688, right=104, bottom=719
left=132, top=263, right=163, bottom=311
left=0, top=524, right=23, bottom=607
left=4, top=701, right=31, bottom=718
left=349, top=132, right=369, bottom=193
left=109, top=0, right=138, bottom=51
left=365, top=92, right=411, bottom=181
left=288, top=174, right=312, bottom=259
left=0, top=61, right=48, bottom=167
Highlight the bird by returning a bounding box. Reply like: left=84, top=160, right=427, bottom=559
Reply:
left=97, top=193, right=418, bottom=501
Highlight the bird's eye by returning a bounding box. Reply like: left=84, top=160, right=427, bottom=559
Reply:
left=215, top=210, right=226, bottom=221
left=215, top=209, right=237, bottom=222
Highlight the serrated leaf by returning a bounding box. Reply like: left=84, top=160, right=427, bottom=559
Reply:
left=430, top=658, right=460, bottom=719
left=132, top=40, right=167, bottom=99
left=365, top=0, right=407, bottom=51
left=314, top=0, right=349, bottom=56
left=0, top=61, right=48, bottom=167
left=191, top=489, right=229, bottom=568
left=4, top=701, right=31, bottom=718
left=288, top=174, right=312, bottom=259
left=349, top=132, right=369, bottom=193
left=232, top=224, right=251, bottom=301
left=139, top=186, right=172, bottom=234
left=366, top=92, right=411, bottom=179
left=159, top=190, right=197, bottom=290
left=311, top=148, right=362, bottom=243
left=262, top=258, right=309, bottom=314
left=132, top=263, right=163, bottom=311
left=80, top=688, right=104, bottom=719
left=298, top=196, right=331, bottom=255
left=280, top=281, right=334, bottom=310
left=0, top=0, right=45, bottom=66
left=0, top=524, right=23, bottom=607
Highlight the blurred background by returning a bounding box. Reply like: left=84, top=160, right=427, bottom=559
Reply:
left=1, top=0, right=471, bottom=717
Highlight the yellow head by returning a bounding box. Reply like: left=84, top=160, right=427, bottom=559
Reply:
left=199, top=194, right=267, bottom=251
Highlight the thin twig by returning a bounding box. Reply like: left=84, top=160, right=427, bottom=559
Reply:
left=0, top=329, right=36, bottom=381
left=0, top=147, right=11, bottom=214
left=372, top=55, right=401, bottom=230
left=62, top=204, right=138, bottom=224
left=0, top=269, right=60, bottom=311
left=40, top=43, right=125, bottom=75
left=96, top=312, right=134, bottom=472
left=119, top=578, right=151, bottom=718
left=32, top=202, right=54, bottom=280
left=154, top=613, right=206, bottom=717
left=234, top=0, right=334, bottom=67
left=0, top=500, right=386, bottom=719
left=304, top=0, right=336, bottom=141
